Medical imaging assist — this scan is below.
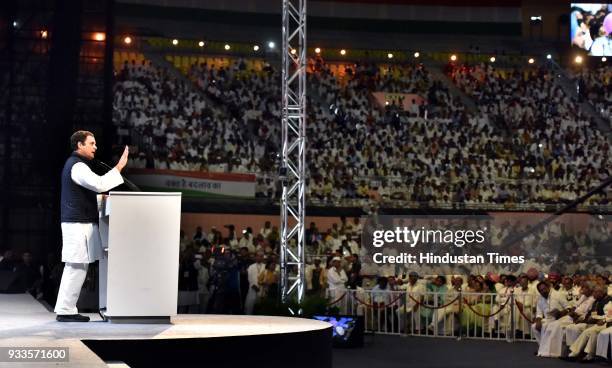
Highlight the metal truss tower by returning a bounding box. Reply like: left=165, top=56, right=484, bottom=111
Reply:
left=279, top=0, right=307, bottom=307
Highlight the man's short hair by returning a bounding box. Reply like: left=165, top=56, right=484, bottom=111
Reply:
left=536, top=281, right=548, bottom=293
left=70, top=130, right=94, bottom=150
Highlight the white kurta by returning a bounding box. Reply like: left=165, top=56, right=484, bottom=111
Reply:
left=397, top=281, right=427, bottom=331
left=327, top=268, right=348, bottom=292
left=595, top=302, right=612, bottom=358
left=244, top=262, right=265, bottom=314
left=568, top=302, right=612, bottom=357
left=61, top=162, right=123, bottom=263
left=596, top=326, right=612, bottom=359
left=532, top=290, right=571, bottom=343
left=537, top=295, right=595, bottom=357
left=326, top=267, right=348, bottom=313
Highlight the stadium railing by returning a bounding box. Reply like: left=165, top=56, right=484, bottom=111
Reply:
left=326, top=289, right=538, bottom=342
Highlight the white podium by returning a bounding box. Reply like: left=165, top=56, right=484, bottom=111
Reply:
left=98, top=191, right=182, bottom=323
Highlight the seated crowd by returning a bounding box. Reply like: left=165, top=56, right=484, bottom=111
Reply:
left=450, top=62, right=610, bottom=207
left=113, top=59, right=253, bottom=172
left=574, top=65, right=612, bottom=128
left=177, top=216, right=611, bottom=361
left=3, top=214, right=609, bottom=362
left=113, top=53, right=611, bottom=210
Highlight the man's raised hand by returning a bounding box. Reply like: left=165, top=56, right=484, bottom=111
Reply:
left=115, top=145, right=129, bottom=172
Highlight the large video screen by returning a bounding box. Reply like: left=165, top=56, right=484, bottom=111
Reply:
left=571, top=3, right=612, bottom=56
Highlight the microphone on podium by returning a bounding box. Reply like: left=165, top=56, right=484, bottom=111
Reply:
left=92, top=159, right=142, bottom=192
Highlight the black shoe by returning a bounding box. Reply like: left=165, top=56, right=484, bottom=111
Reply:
left=56, top=314, right=90, bottom=322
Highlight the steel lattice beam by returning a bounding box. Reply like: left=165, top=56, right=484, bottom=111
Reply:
left=280, top=0, right=306, bottom=307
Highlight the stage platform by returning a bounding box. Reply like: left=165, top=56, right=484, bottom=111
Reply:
left=0, top=294, right=332, bottom=368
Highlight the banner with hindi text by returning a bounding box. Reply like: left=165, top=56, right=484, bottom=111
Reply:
left=127, top=169, right=256, bottom=198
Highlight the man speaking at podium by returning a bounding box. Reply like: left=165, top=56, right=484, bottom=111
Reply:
left=55, top=131, right=129, bottom=322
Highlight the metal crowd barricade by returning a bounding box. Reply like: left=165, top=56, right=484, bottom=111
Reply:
left=325, top=289, right=404, bottom=335
left=403, top=290, right=461, bottom=338
left=460, top=291, right=537, bottom=342
left=461, top=291, right=508, bottom=341
left=326, top=289, right=538, bottom=341
left=359, top=289, right=404, bottom=335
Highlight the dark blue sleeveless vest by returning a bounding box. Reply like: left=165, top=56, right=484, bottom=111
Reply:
left=60, top=153, right=99, bottom=223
